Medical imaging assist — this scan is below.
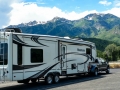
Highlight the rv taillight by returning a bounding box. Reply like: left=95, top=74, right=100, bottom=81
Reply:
left=88, top=66, right=91, bottom=70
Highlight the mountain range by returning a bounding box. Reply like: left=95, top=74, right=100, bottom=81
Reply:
left=7, top=13, right=120, bottom=47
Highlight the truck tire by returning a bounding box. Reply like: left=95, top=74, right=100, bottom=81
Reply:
left=106, top=67, right=110, bottom=74
left=94, top=68, right=98, bottom=76
left=45, top=74, right=53, bottom=84
left=53, top=74, right=59, bottom=83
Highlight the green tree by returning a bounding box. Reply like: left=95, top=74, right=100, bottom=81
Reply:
left=104, top=44, right=118, bottom=61
left=117, top=46, right=120, bottom=60
left=102, top=52, right=109, bottom=62
left=97, top=50, right=103, bottom=58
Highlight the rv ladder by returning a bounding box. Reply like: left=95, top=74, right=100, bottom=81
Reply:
left=0, top=29, right=5, bottom=82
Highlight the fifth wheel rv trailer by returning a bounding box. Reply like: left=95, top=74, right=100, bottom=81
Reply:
left=0, top=28, right=97, bottom=84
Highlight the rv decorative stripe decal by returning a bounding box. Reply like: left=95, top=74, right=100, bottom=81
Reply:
left=65, top=59, right=76, bottom=62
left=69, top=43, right=95, bottom=49
left=13, top=34, right=26, bottom=44
left=70, top=43, right=91, bottom=46
left=28, top=67, right=49, bottom=79
left=31, top=36, right=48, bottom=47
left=37, top=62, right=59, bottom=78
left=62, top=59, right=76, bottom=65
left=13, top=40, right=37, bottom=47
left=54, top=52, right=90, bottom=65
left=13, top=34, right=37, bottom=47
left=67, top=52, right=90, bottom=64
left=13, top=63, right=46, bottom=70
left=66, top=53, right=89, bottom=65
left=54, top=52, right=88, bottom=60
left=28, top=62, right=59, bottom=79
left=13, top=35, right=48, bottom=47
left=13, top=65, right=23, bottom=70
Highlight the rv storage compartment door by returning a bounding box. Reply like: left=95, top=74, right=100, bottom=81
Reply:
left=77, top=64, right=85, bottom=72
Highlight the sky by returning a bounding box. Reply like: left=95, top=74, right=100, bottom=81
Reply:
left=0, top=0, right=120, bottom=28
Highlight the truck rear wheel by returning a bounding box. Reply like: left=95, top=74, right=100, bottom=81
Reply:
left=94, top=68, right=98, bottom=76
left=106, top=67, right=110, bottom=74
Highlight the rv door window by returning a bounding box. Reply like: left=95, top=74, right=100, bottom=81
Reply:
left=62, top=47, right=65, bottom=59
left=18, top=45, right=22, bottom=65
left=86, top=48, right=91, bottom=54
left=0, top=43, right=8, bottom=65
left=31, top=49, right=43, bottom=63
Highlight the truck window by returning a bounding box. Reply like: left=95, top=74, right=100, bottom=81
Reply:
left=95, top=59, right=98, bottom=63
left=101, top=59, right=106, bottom=64
left=86, top=48, right=91, bottom=54
left=31, top=49, right=43, bottom=63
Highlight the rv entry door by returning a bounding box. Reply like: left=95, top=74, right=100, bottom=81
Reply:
left=60, top=45, right=67, bottom=70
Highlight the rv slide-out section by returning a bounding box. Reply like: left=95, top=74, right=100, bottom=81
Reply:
left=0, top=28, right=97, bottom=84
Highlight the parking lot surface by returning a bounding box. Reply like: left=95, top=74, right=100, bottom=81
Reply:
left=0, top=69, right=120, bottom=90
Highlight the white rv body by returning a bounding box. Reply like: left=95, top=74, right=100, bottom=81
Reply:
left=0, top=30, right=97, bottom=82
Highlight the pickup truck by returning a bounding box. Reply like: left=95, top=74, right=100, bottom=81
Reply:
left=88, top=57, right=110, bottom=76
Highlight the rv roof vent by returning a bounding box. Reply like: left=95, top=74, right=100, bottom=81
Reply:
left=5, top=28, right=22, bottom=33
left=64, top=36, right=70, bottom=39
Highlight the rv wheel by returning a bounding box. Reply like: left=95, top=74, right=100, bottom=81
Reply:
left=31, top=79, right=37, bottom=83
left=17, top=79, right=30, bottom=84
left=45, top=74, right=53, bottom=84
left=17, top=80, right=23, bottom=83
left=23, top=79, right=30, bottom=84
left=53, top=74, right=59, bottom=83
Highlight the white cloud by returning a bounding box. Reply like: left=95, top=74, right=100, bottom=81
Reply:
left=0, top=0, right=22, bottom=28
left=1, top=1, right=120, bottom=28
left=102, top=7, right=120, bottom=17
left=9, top=2, right=98, bottom=26
left=0, top=0, right=15, bottom=28
left=99, top=0, right=112, bottom=6
left=114, top=0, right=120, bottom=7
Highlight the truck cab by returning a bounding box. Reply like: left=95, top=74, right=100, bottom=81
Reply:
left=95, top=57, right=110, bottom=74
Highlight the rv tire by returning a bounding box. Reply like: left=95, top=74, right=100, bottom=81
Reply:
left=23, top=79, right=30, bottom=84
left=17, top=80, right=23, bottom=83
left=53, top=74, right=59, bottom=83
left=31, top=79, right=37, bottom=83
left=17, top=79, right=30, bottom=84
left=45, top=74, right=53, bottom=84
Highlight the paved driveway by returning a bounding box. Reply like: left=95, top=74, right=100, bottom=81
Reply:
left=0, top=69, right=120, bottom=90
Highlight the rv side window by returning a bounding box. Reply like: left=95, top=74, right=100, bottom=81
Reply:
left=0, top=43, right=8, bottom=65
left=31, top=49, right=43, bottom=63
left=62, top=47, right=65, bottom=59
left=86, top=48, right=91, bottom=54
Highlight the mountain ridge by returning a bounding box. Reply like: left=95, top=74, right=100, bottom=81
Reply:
left=6, top=13, right=120, bottom=45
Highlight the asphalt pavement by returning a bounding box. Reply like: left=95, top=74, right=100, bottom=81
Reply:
left=0, top=69, right=120, bottom=90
